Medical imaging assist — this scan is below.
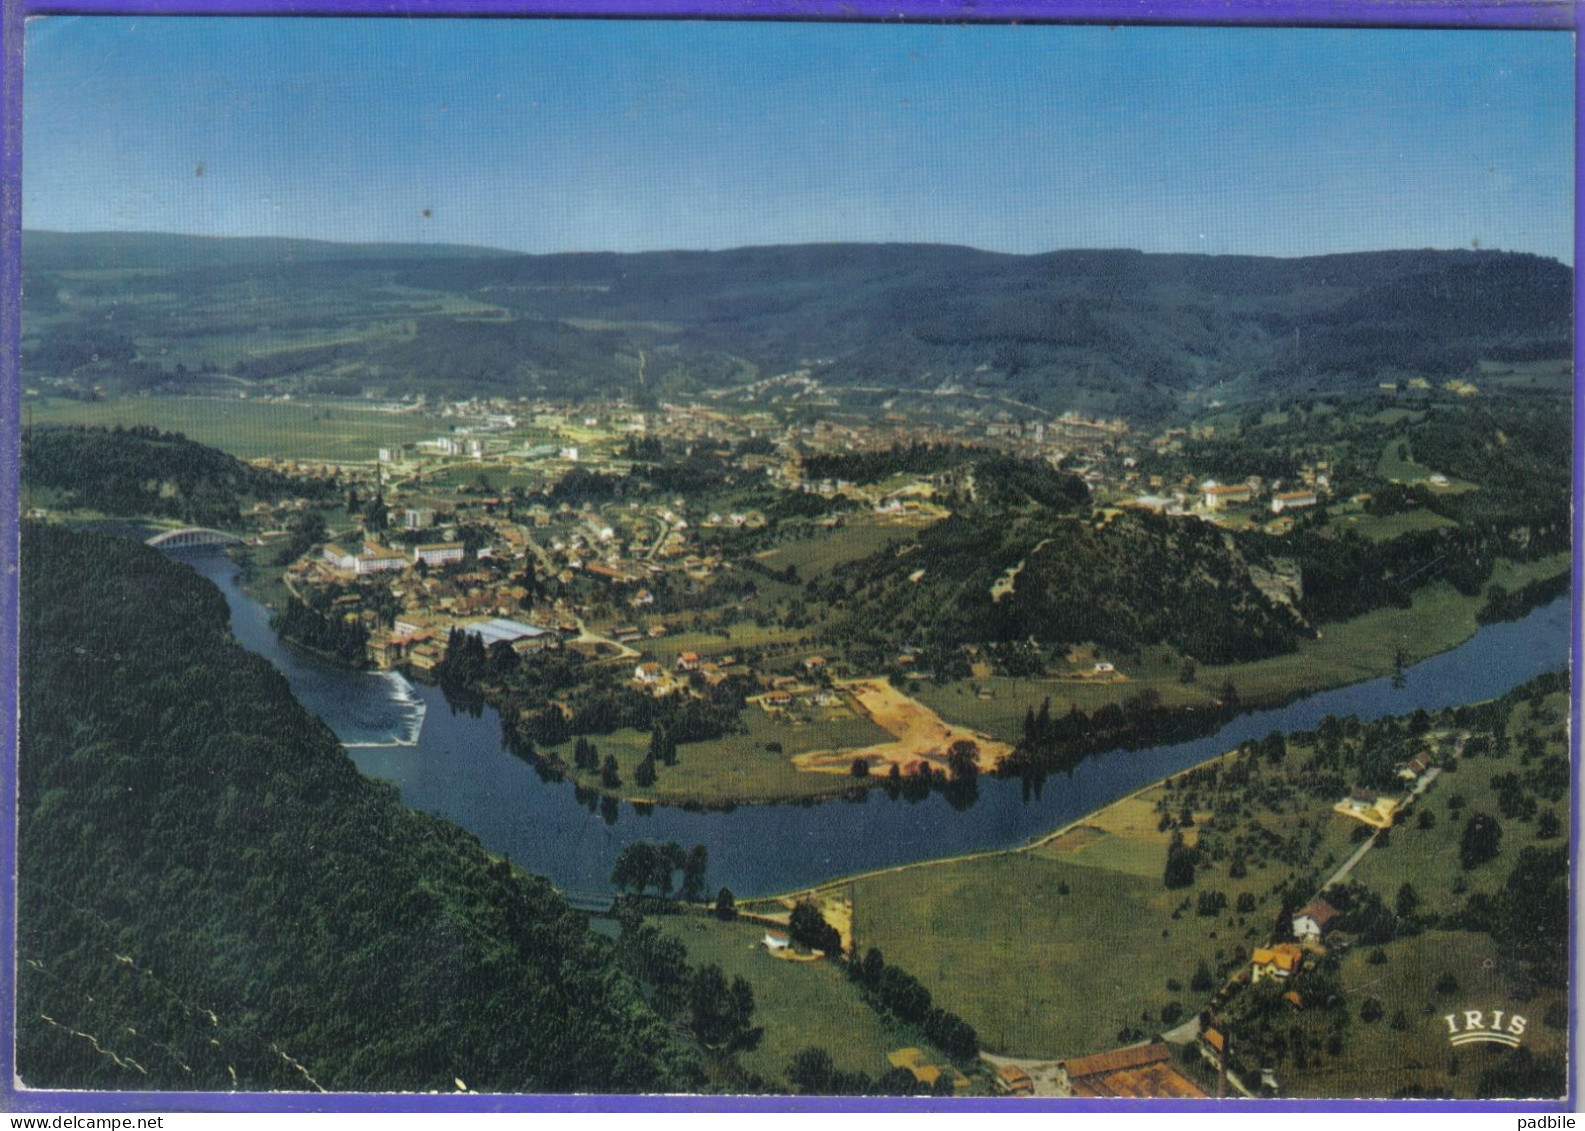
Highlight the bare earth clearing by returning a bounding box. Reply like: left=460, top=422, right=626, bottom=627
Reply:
left=790, top=677, right=1014, bottom=775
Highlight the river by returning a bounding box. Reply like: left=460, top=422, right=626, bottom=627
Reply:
left=174, top=549, right=1570, bottom=899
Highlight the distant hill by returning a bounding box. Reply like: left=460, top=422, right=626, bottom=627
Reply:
left=22, top=232, right=1571, bottom=418
left=22, top=229, right=513, bottom=270
left=18, top=522, right=698, bottom=1092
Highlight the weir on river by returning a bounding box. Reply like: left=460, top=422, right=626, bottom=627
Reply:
left=169, top=547, right=1571, bottom=900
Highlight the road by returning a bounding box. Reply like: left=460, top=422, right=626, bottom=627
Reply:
left=1321, top=766, right=1441, bottom=892
left=569, top=616, right=640, bottom=662
left=648, top=519, right=675, bottom=561
left=522, top=533, right=556, bottom=574
left=1166, top=753, right=1454, bottom=1096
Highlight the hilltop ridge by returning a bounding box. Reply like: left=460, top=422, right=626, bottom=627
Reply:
left=23, top=233, right=1570, bottom=419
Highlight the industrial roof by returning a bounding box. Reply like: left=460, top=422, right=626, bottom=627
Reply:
left=1061, top=1042, right=1173, bottom=1080
left=466, top=618, right=553, bottom=647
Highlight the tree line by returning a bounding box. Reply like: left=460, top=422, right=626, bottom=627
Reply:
left=18, top=522, right=699, bottom=1093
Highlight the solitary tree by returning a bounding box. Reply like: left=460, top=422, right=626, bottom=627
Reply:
left=611, top=842, right=659, bottom=893
left=1163, top=832, right=1197, bottom=889
left=1261, top=730, right=1287, bottom=766
left=860, top=947, right=885, bottom=987
left=1460, top=812, right=1503, bottom=870
left=689, top=964, right=759, bottom=1050
left=786, top=1047, right=836, bottom=1094
left=1271, top=892, right=1299, bottom=944
left=680, top=844, right=709, bottom=902
left=789, top=900, right=843, bottom=955
left=945, top=740, right=980, bottom=782
left=1395, top=883, right=1421, bottom=921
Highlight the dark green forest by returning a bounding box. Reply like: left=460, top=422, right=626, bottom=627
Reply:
left=21, top=424, right=334, bottom=525
left=812, top=493, right=1302, bottom=666
left=17, top=523, right=699, bottom=1092
left=22, top=233, right=1571, bottom=418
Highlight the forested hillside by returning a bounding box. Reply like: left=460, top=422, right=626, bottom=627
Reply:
left=22, top=233, right=1570, bottom=419
left=816, top=506, right=1301, bottom=666
left=17, top=523, right=698, bottom=1092
left=21, top=424, right=334, bottom=525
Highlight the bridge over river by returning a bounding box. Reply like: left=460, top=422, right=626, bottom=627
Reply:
left=146, top=527, right=246, bottom=550
left=559, top=889, right=618, bottom=914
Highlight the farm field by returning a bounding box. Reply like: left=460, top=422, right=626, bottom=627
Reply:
left=554, top=707, right=896, bottom=806
left=758, top=521, right=908, bottom=577
left=653, top=913, right=916, bottom=1086
left=838, top=758, right=1303, bottom=1058
left=848, top=847, right=1261, bottom=1059
left=1338, top=691, right=1570, bottom=915
left=1270, top=929, right=1568, bottom=1099
left=636, top=620, right=813, bottom=664
left=825, top=683, right=1566, bottom=1072
left=913, top=555, right=1569, bottom=746
left=1375, top=439, right=1477, bottom=491
left=26, top=394, right=441, bottom=461
left=550, top=673, right=1016, bottom=806
left=792, top=678, right=1013, bottom=776
left=1340, top=508, right=1459, bottom=542
left=1475, top=357, right=1574, bottom=393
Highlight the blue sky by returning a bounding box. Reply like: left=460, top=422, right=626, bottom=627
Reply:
left=22, top=18, right=1575, bottom=261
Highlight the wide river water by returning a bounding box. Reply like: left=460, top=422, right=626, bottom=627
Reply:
left=175, top=549, right=1570, bottom=899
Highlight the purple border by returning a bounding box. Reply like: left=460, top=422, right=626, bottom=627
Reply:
left=2, top=0, right=24, bottom=1118
left=0, top=0, right=1576, bottom=1115
left=1569, top=12, right=1582, bottom=1116
left=0, top=0, right=1576, bottom=25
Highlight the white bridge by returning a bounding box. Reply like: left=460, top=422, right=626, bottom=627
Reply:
left=145, top=527, right=246, bottom=549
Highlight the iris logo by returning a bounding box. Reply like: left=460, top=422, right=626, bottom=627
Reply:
left=1443, top=1009, right=1527, bottom=1049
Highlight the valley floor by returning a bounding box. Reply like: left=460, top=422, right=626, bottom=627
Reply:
left=554, top=556, right=1566, bottom=809
left=665, top=685, right=1569, bottom=1098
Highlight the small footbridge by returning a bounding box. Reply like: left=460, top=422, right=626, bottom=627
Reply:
left=559, top=889, right=619, bottom=914
left=145, top=527, right=246, bottom=549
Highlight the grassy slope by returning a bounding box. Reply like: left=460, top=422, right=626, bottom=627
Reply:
left=27, top=395, right=441, bottom=461
left=654, top=914, right=914, bottom=1084
left=838, top=690, right=1567, bottom=1077
left=758, top=522, right=908, bottom=577
left=844, top=765, right=1328, bottom=1061
left=1270, top=930, right=1568, bottom=1099
left=914, top=555, right=1568, bottom=745
left=1340, top=509, right=1459, bottom=542
left=1375, top=438, right=1478, bottom=490
left=554, top=707, right=893, bottom=805
left=1341, top=692, right=1570, bottom=913
left=1260, top=695, right=1571, bottom=1098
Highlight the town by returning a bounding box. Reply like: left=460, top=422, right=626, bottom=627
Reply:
left=14, top=12, right=1574, bottom=1105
